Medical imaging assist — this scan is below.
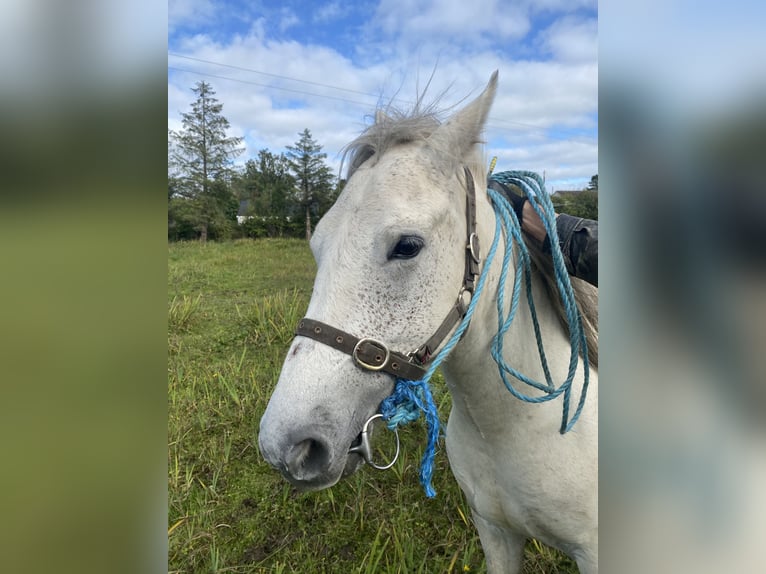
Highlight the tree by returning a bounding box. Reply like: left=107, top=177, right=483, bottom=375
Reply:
left=169, top=81, right=244, bottom=241
left=551, top=189, right=598, bottom=220
left=285, top=129, right=335, bottom=240
left=168, top=130, right=180, bottom=224
left=335, top=177, right=347, bottom=199
left=235, top=149, right=295, bottom=219
left=587, top=174, right=598, bottom=191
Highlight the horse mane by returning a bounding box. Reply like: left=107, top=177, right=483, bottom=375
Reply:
left=525, top=235, right=599, bottom=368
left=342, top=107, right=442, bottom=179
left=343, top=105, right=598, bottom=369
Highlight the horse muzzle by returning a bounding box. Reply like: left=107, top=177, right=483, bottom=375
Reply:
left=258, top=413, right=400, bottom=490
left=258, top=424, right=344, bottom=490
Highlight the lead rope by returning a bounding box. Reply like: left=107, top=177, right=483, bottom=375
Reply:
left=487, top=171, right=590, bottom=430
left=380, top=169, right=590, bottom=497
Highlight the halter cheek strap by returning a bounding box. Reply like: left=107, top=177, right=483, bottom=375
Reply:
left=294, top=167, right=481, bottom=381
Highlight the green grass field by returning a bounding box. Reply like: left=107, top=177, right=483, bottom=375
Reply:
left=168, top=238, right=577, bottom=573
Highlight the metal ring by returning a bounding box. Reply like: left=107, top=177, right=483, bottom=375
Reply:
left=348, top=414, right=400, bottom=470
left=352, top=338, right=390, bottom=372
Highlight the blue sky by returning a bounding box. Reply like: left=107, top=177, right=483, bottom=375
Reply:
left=169, top=0, right=598, bottom=191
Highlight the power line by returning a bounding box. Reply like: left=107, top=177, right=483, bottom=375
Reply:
left=169, top=52, right=400, bottom=102
left=168, top=61, right=597, bottom=145
left=488, top=118, right=597, bottom=142
left=168, top=53, right=594, bottom=137
left=168, top=66, right=377, bottom=108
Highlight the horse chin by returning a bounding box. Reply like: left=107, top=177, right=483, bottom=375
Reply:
left=282, top=471, right=340, bottom=492
left=281, top=453, right=364, bottom=492
left=342, top=452, right=366, bottom=477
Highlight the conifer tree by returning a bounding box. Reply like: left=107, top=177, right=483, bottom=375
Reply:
left=170, top=81, right=243, bottom=241
left=285, top=129, right=335, bottom=240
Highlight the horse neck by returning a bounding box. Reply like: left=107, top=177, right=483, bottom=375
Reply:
left=442, top=193, right=582, bottom=431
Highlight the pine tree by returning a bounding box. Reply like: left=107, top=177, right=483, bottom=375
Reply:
left=170, top=81, right=243, bottom=241
left=285, top=129, right=335, bottom=240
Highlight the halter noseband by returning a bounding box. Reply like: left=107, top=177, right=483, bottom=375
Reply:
left=294, top=167, right=481, bottom=381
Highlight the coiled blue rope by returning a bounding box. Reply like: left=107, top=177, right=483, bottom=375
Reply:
left=380, top=170, right=591, bottom=497
left=487, top=171, right=590, bottom=432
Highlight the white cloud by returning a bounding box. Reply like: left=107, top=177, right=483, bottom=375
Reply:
left=537, top=16, right=597, bottom=63
left=169, top=33, right=389, bottom=173
left=373, top=0, right=530, bottom=46
left=168, top=2, right=598, bottom=187
left=314, top=2, right=343, bottom=23
left=278, top=8, right=300, bottom=33
left=489, top=60, right=597, bottom=130
left=168, top=0, right=217, bottom=32
left=493, top=139, right=598, bottom=190
left=520, top=0, right=596, bottom=13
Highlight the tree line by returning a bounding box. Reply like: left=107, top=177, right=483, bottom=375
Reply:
left=551, top=174, right=598, bottom=221
left=168, top=81, right=597, bottom=242
left=168, top=81, right=341, bottom=242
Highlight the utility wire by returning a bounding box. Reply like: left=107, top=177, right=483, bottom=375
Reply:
left=168, top=66, right=376, bottom=108
left=169, top=53, right=400, bottom=102
left=169, top=59, right=597, bottom=144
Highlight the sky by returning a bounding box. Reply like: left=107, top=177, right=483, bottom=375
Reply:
left=168, top=0, right=598, bottom=192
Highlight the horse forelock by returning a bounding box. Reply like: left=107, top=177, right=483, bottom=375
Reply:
left=342, top=109, right=487, bottom=185
left=342, top=111, right=441, bottom=179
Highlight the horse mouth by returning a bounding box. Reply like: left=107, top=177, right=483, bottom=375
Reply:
left=279, top=449, right=365, bottom=492
left=287, top=416, right=385, bottom=489
left=343, top=449, right=367, bottom=477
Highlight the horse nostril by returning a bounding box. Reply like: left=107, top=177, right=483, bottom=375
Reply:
left=285, top=437, right=331, bottom=481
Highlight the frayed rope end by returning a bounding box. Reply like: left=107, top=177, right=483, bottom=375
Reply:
left=380, top=378, right=441, bottom=498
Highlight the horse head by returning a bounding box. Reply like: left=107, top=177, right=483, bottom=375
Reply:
left=258, top=72, right=498, bottom=490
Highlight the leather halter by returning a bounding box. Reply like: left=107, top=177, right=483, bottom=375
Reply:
left=295, top=167, right=481, bottom=381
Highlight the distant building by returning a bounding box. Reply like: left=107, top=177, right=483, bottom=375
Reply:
left=237, top=199, right=253, bottom=224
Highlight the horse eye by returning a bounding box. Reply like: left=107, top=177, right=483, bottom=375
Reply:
left=389, top=235, right=424, bottom=260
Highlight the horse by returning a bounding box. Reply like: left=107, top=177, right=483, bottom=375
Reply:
left=258, top=72, right=598, bottom=573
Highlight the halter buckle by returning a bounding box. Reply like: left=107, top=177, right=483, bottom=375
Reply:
left=352, top=338, right=390, bottom=372
left=408, top=345, right=430, bottom=365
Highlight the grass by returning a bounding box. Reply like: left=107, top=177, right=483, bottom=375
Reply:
left=168, top=238, right=578, bottom=573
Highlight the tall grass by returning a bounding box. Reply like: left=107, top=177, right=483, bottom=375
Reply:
left=168, top=238, right=577, bottom=573
left=169, top=294, right=202, bottom=332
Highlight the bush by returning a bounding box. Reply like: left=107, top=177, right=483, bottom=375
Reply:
left=551, top=189, right=598, bottom=220
left=237, top=216, right=304, bottom=239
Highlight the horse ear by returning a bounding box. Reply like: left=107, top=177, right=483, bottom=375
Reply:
left=427, top=70, right=498, bottom=169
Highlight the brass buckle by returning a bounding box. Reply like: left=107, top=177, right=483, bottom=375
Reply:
left=352, top=338, right=390, bottom=371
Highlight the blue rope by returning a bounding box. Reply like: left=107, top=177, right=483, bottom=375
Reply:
left=379, top=170, right=591, bottom=497
left=487, top=171, right=590, bottom=433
